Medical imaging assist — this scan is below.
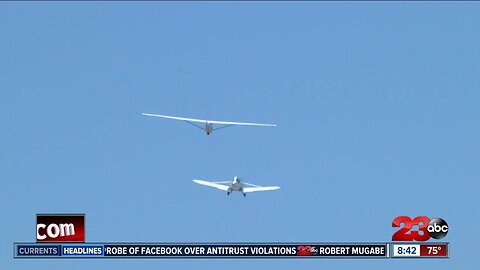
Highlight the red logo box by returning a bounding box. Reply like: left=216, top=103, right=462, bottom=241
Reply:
left=297, top=246, right=313, bottom=256
left=36, top=214, right=85, bottom=243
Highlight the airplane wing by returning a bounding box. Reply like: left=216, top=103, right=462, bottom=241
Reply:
left=243, top=186, right=280, bottom=193
left=193, top=179, right=229, bottom=191
left=243, top=182, right=262, bottom=187
left=142, top=113, right=276, bottom=127
left=142, top=113, right=208, bottom=124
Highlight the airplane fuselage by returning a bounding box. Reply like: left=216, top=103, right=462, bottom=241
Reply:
left=227, top=176, right=245, bottom=196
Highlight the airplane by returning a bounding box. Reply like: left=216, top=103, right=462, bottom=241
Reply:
left=193, top=176, right=280, bottom=197
left=142, top=113, right=276, bottom=135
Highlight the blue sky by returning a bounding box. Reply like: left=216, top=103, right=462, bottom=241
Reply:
left=1, top=2, right=479, bottom=269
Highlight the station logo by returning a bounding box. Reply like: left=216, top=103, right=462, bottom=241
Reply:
left=297, top=246, right=318, bottom=256
left=36, top=214, right=85, bottom=243
left=392, top=216, right=448, bottom=241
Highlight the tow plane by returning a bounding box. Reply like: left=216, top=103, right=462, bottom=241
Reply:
left=142, top=113, right=276, bottom=135
left=193, top=177, right=280, bottom=197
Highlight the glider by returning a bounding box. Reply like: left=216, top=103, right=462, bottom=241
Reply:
left=193, top=176, right=280, bottom=197
left=142, top=113, right=276, bottom=135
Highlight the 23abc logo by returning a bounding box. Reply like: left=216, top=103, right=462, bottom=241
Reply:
left=297, top=246, right=318, bottom=256
left=392, top=216, right=449, bottom=241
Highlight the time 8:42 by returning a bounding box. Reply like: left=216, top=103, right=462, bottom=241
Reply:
left=397, top=246, right=417, bottom=255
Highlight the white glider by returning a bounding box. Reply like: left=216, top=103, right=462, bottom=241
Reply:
left=142, top=113, right=276, bottom=135
left=193, top=176, right=280, bottom=197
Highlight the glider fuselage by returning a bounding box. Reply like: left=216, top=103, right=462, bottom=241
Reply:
left=205, top=122, right=213, bottom=135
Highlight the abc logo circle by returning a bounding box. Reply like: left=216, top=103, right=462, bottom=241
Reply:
left=427, top=218, right=449, bottom=239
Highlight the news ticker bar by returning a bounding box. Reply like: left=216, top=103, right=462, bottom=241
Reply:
left=13, top=243, right=449, bottom=259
